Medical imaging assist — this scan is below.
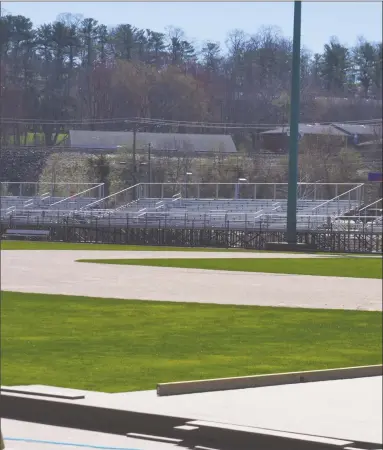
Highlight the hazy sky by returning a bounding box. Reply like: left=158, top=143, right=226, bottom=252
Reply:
left=3, top=2, right=382, bottom=54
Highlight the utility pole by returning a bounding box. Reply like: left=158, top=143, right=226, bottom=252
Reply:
left=286, top=1, right=302, bottom=244
left=148, top=143, right=151, bottom=184
left=148, top=143, right=151, bottom=197
left=132, top=124, right=137, bottom=185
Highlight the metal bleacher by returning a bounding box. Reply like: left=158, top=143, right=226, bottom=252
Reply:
left=0, top=195, right=98, bottom=222
left=1, top=182, right=368, bottom=232
left=87, top=197, right=359, bottom=231
left=0, top=182, right=104, bottom=225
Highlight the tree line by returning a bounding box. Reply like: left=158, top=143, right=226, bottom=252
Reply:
left=0, top=12, right=382, bottom=146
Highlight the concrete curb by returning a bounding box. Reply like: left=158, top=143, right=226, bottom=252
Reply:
left=157, top=364, right=383, bottom=396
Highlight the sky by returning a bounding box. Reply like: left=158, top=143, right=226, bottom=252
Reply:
left=2, top=2, right=382, bottom=54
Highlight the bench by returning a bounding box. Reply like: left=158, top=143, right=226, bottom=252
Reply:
left=2, top=229, right=50, bottom=241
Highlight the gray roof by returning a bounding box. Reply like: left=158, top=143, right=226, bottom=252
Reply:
left=315, top=96, right=383, bottom=105
left=331, top=123, right=381, bottom=136
left=68, top=130, right=237, bottom=153
left=356, top=138, right=383, bottom=147
left=260, top=124, right=348, bottom=136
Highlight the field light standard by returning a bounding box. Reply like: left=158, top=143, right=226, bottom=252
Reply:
left=148, top=143, right=152, bottom=197
left=119, top=159, right=147, bottom=200
left=185, top=172, right=192, bottom=198
left=236, top=178, right=247, bottom=199
left=286, top=1, right=302, bottom=245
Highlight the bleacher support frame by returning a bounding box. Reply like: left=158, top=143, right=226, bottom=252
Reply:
left=0, top=221, right=380, bottom=254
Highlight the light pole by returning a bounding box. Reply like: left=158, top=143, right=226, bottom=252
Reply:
left=123, top=121, right=137, bottom=185
left=148, top=143, right=152, bottom=197
left=119, top=159, right=146, bottom=200
left=236, top=178, right=247, bottom=199
left=185, top=172, right=192, bottom=198
left=286, top=1, right=302, bottom=244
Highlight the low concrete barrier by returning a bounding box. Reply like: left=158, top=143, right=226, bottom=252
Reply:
left=157, top=364, right=383, bottom=396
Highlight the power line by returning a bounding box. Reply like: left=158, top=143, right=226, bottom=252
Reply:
left=1, top=116, right=381, bottom=129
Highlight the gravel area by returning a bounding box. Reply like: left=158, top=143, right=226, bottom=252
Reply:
left=1, top=250, right=381, bottom=311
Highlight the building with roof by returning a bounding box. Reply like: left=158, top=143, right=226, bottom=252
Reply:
left=331, top=123, right=381, bottom=144
left=68, top=130, right=237, bottom=154
left=260, top=124, right=349, bottom=152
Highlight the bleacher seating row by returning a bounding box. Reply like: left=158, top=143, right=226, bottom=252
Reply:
left=0, top=194, right=369, bottom=231
left=0, top=195, right=98, bottom=213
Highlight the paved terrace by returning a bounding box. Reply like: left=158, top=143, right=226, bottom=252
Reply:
left=2, top=376, right=382, bottom=449
left=2, top=419, right=176, bottom=450
left=1, top=250, right=381, bottom=311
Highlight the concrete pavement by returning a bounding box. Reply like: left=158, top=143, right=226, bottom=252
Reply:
left=2, top=376, right=382, bottom=448
left=1, top=250, right=381, bottom=310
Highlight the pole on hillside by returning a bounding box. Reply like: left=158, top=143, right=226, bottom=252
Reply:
left=132, top=124, right=137, bottom=200
left=286, top=1, right=302, bottom=244
left=132, top=124, right=137, bottom=184
left=148, top=143, right=152, bottom=197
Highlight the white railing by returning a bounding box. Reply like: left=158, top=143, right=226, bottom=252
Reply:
left=331, top=215, right=383, bottom=232
left=250, top=202, right=282, bottom=220
left=114, top=199, right=139, bottom=212
left=136, top=208, right=148, bottom=218
left=138, top=182, right=361, bottom=201
left=311, top=184, right=364, bottom=216
left=40, top=192, right=50, bottom=203
left=80, top=183, right=141, bottom=211
left=357, top=198, right=383, bottom=217
left=368, top=216, right=383, bottom=230
left=0, top=181, right=101, bottom=198
left=155, top=201, right=165, bottom=210
left=50, top=183, right=104, bottom=208
left=171, top=193, right=182, bottom=205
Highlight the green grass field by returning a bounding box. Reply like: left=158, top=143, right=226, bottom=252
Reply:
left=1, top=291, right=381, bottom=392
left=78, top=257, right=382, bottom=279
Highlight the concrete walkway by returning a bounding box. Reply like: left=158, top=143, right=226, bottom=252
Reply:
left=2, top=419, right=176, bottom=450
left=2, top=376, right=382, bottom=447
left=1, top=250, right=381, bottom=310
